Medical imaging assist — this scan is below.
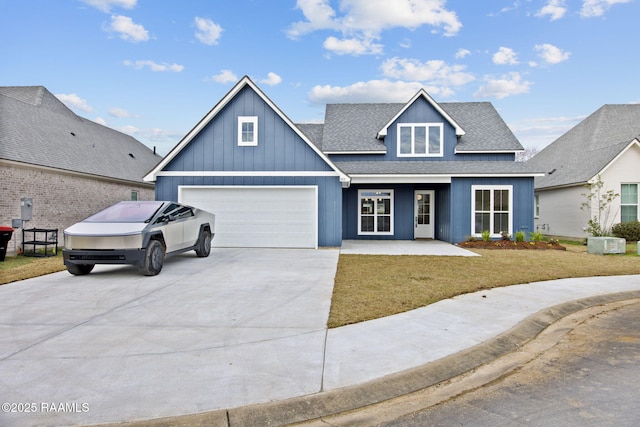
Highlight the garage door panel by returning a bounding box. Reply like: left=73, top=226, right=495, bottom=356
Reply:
left=180, top=186, right=317, bottom=248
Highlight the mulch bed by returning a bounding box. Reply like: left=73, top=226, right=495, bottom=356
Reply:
left=458, top=240, right=567, bottom=250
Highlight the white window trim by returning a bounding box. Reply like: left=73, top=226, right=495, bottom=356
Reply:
left=238, top=116, right=258, bottom=146
left=534, top=194, right=540, bottom=219
left=358, top=189, right=394, bottom=236
left=621, top=183, right=639, bottom=222
left=397, top=123, right=443, bottom=158
left=471, top=185, right=513, bottom=238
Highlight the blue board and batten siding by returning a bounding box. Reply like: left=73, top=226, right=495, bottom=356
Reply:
left=449, top=177, right=535, bottom=244
left=154, top=86, right=344, bottom=247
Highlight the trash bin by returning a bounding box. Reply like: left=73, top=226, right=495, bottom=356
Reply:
left=0, top=226, right=14, bottom=261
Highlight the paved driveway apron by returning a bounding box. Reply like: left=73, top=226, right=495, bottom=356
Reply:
left=0, top=248, right=339, bottom=427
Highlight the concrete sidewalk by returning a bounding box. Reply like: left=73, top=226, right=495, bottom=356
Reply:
left=221, top=276, right=640, bottom=427
left=340, top=239, right=479, bottom=256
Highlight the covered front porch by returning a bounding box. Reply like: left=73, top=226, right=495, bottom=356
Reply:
left=341, top=183, right=452, bottom=242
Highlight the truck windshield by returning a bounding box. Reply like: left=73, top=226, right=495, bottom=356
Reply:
left=84, top=201, right=164, bottom=223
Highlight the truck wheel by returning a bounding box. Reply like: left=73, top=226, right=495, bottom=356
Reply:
left=140, top=240, right=164, bottom=276
left=195, top=229, right=212, bottom=257
left=67, top=264, right=95, bottom=275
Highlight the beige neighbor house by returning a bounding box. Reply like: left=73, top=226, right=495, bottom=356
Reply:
left=528, top=104, right=640, bottom=239
left=0, top=86, right=161, bottom=256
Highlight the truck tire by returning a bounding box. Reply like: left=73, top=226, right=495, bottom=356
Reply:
left=140, top=240, right=164, bottom=276
left=195, top=229, right=212, bottom=257
left=67, top=264, right=95, bottom=275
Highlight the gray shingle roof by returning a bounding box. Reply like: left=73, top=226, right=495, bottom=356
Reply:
left=295, top=123, right=324, bottom=150
left=321, top=103, right=403, bottom=152
left=335, top=160, right=541, bottom=175
left=528, top=104, right=640, bottom=189
left=0, top=86, right=161, bottom=183
left=317, top=101, right=522, bottom=153
left=440, top=102, right=523, bottom=152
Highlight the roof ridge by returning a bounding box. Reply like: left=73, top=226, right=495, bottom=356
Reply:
left=0, top=85, right=46, bottom=106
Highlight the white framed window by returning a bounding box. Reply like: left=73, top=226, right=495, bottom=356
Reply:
left=472, top=185, right=513, bottom=237
left=358, top=190, right=394, bottom=235
left=238, top=116, right=258, bottom=146
left=397, top=123, right=443, bottom=157
left=621, top=183, right=639, bottom=222
left=131, top=190, right=139, bottom=201
left=534, top=194, right=540, bottom=218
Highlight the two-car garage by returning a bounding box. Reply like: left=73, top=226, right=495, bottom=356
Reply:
left=179, top=186, right=318, bottom=249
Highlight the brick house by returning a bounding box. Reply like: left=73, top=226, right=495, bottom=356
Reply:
left=0, top=86, right=161, bottom=256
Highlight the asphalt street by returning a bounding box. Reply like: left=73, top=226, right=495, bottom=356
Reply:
left=378, top=301, right=640, bottom=426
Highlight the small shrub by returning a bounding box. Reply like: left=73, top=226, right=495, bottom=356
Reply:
left=612, top=221, right=640, bottom=242
left=501, top=231, right=511, bottom=241
left=465, top=235, right=479, bottom=242
left=481, top=230, right=491, bottom=242
left=515, top=231, right=525, bottom=242
left=529, top=231, right=543, bottom=242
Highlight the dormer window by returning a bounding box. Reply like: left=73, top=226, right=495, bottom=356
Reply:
left=238, top=116, right=258, bottom=146
left=397, top=123, right=443, bottom=157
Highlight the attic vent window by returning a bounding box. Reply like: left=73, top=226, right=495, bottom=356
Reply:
left=129, top=153, right=135, bottom=158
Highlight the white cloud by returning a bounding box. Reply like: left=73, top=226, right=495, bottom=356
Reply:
left=194, top=17, right=223, bottom=45
left=509, top=115, right=586, bottom=150
left=116, top=126, right=183, bottom=155
left=123, top=60, right=184, bottom=72
left=259, top=72, right=282, bottom=86
left=381, top=57, right=474, bottom=91
left=79, top=0, right=136, bottom=13
left=55, top=93, right=94, bottom=113
left=309, top=79, right=449, bottom=104
left=492, top=47, right=519, bottom=65
left=455, top=48, right=471, bottom=59
left=107, top=15, right=149, bottom=42
left=207, top=69, right=238, bottom=83
left=536, top=0, right=567, bottom=20
left=119, top=125, right=140, bottom=134
left=580, top=0, right=631, bottom=17
left=474, top=72, right=532, bottom=99
left=323, top=36, right=383, bottom=55
left=287, top=0, right=462, bottom=55
left=93, top=117, right=107, bottom=126
left=108, top=107, right=136, bottom=118
left=534, top=43, right=570, bottom=64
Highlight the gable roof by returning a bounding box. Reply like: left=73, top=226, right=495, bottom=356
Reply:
left=377, top=89, right=465, bottom=139
left=317, top=98, right=523, bottom=154
left=144, top=76, right=349, bottom=184
left=528, top=104, right=640, bottom=189
left=0, top=86, right=160, bottom=184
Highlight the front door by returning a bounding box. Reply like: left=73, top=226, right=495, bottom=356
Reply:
left=414, top=190, right=435, bottom=239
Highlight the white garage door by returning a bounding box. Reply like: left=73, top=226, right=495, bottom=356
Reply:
left=179, top=186, right=318, bottom=248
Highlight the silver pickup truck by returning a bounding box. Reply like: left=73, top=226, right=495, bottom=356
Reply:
left=63, top=201, right=215, bottom=276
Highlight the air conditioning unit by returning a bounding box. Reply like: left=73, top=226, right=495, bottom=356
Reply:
left=587, top=237, right=626, bottom=255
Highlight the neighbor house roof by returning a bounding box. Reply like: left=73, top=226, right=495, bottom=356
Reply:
left=528, top=104, right=640, bottom=190
left=0, top=86, right=161, bottom=184
left=316, top=101, right=523, bottom=154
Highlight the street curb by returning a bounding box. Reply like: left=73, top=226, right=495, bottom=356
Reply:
left=102, top=290, right=640, bottom=427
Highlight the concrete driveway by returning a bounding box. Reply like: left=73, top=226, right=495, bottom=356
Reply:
left=0, top=248, right=339, bottom=427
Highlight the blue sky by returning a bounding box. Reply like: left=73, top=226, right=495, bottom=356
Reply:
left=2, top=0, right=638, bottom=156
